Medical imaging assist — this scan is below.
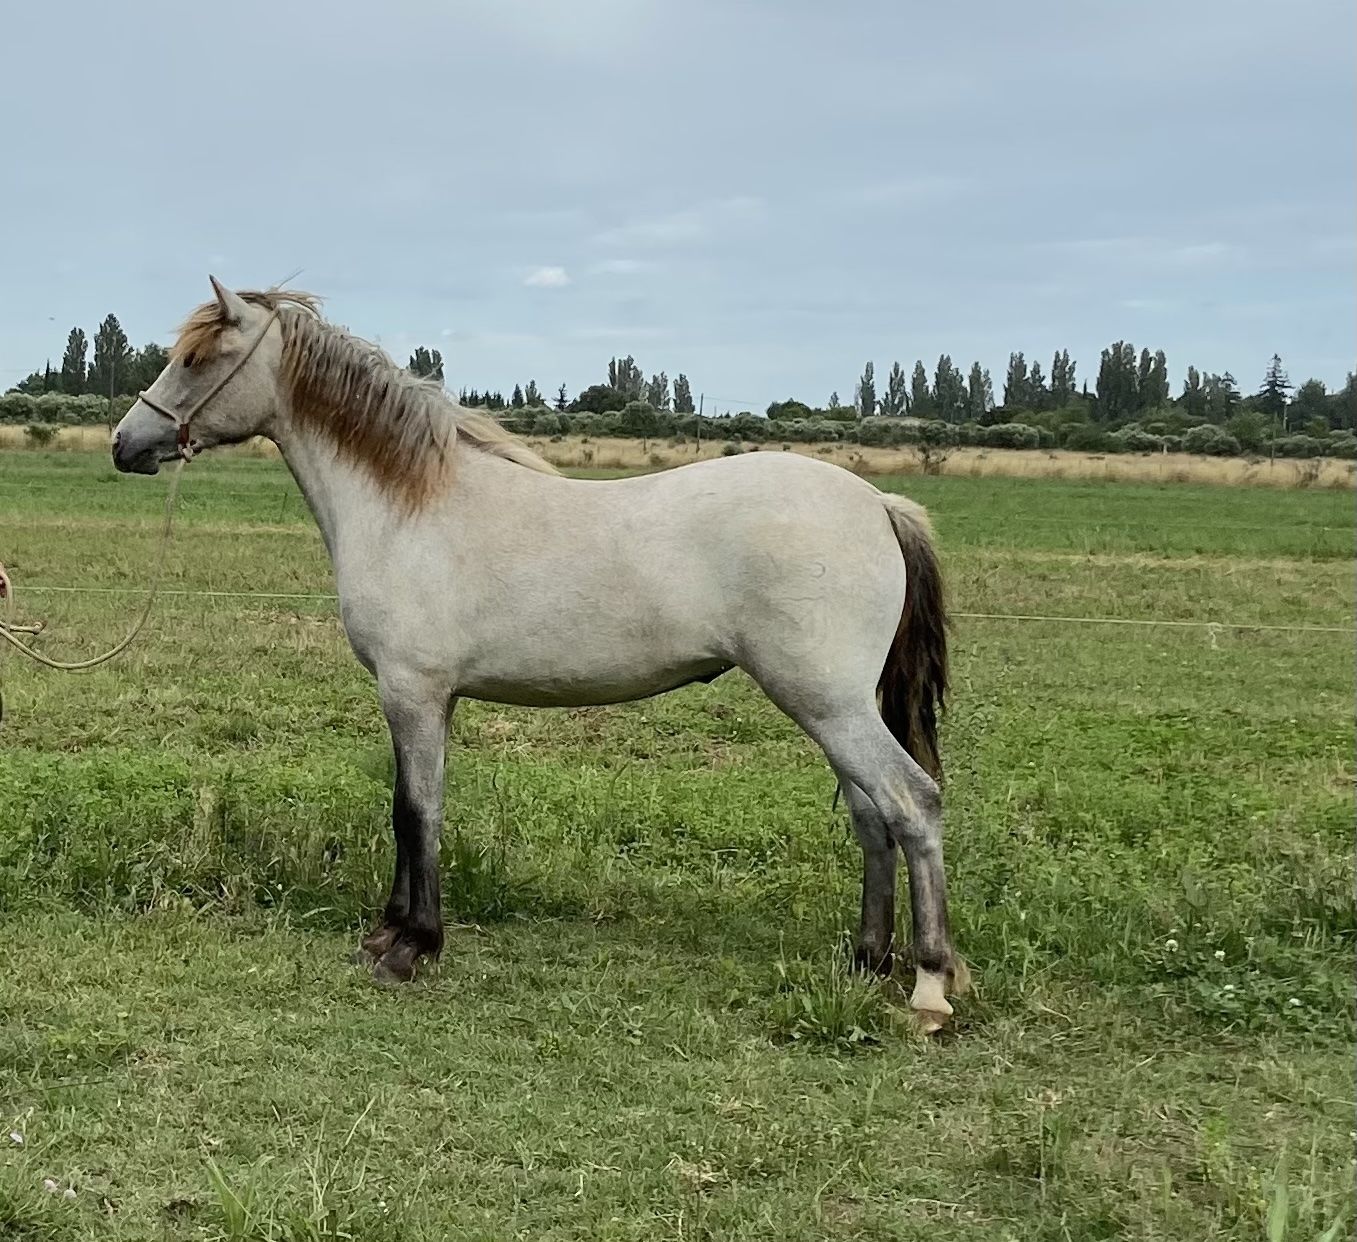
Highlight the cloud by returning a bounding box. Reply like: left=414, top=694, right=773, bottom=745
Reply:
left=1032, top=236, right=1242, bottom=270
left=568, top=325, right=670, bottom=342
left=835, top=176, right=968, bottom=208
left=440, top=328, right=542, bottom=348
left=590, top=258, right=656, bottom=276
left=1167, top=241, right=1235, bottom=267
left=593, top=196, right=763, bottom=249
left=523, top=265, right=571, bottom=288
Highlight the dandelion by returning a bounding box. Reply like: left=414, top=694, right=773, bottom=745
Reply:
left=1288, top=997, right=1302, bottom=1008
left=1213, top=950, right=1225, bottom=961
left=62, top=1187, right=76, bottom=1200
left=1222, top=984, right=1235, bottom=992
left=42, top=1179, right=60, bottom=1195
left=1165, top=938, right=1179, bottom=952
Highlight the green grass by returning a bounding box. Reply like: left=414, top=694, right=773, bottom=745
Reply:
left=1, top=449, right=1353, bottom=1239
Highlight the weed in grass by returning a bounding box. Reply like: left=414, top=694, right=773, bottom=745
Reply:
left=768, top=944, right=911, bottom=1051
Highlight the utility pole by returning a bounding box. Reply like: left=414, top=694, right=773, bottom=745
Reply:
left=697, top=393, right=703, bottom=454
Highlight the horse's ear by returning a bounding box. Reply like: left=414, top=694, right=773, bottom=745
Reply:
left=208, top=275, right=250, bottom=325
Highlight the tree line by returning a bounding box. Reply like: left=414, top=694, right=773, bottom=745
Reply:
left=404, top=340, right=1353, bottom=437
left=12, top=317, right=1355, bottom=444
left=12, top=315, right=168, bottom=399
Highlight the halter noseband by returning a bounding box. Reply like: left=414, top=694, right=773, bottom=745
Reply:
left=137, top=310, right=279, bottom=461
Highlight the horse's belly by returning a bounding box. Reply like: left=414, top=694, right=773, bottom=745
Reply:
left=458, top=653, right=732, bottom=708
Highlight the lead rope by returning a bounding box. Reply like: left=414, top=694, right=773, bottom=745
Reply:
left=0, top=456, right=187, bottom=724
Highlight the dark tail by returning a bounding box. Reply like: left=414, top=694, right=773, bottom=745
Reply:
left=877, top=495, right=949, bottom=782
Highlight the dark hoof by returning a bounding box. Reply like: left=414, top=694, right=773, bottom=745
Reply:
left=372, top=956, right=416, bottom=987
left=360, top=925, right=400, bottom=959
left=370, top=932, right=437, bottom=986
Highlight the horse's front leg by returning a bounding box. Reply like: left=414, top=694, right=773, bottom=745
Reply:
left=360, top=677, right=454, bottom=984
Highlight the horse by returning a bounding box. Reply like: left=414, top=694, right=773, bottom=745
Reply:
left=112, top=278, right=969, bottom=1030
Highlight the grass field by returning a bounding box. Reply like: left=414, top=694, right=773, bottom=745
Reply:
left=1, top=449, right=1353, bottom=1240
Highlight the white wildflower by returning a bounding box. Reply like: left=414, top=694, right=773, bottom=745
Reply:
left=1288, top=997, right=1302, bottom=1008
left=7, top=1131, right=21, bottom=1146
left=1165, top=938, right=1179, bottom=952
left=1213, top=950, right=1225, bottom=961
left=42, top=1178, right=60, bottom=1194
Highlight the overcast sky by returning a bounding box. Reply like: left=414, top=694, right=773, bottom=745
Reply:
left=2, top=0, right=1352, bottom=410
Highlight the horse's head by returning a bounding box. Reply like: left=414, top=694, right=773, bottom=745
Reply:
left=112, top=277, right=283, bottom=474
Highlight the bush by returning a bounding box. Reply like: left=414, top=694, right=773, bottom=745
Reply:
left=766, top=398, right=813, bottom=421
left=0, top=392, right=37, bottom=424
left=722, top=412, right=770, bottom=442
left=569, top=384, right=628, bottom=416
left=979, top=422, right=1041, bottom=450
left=1324, top=431, right=1357, bottom=459
left=1060, top=423, right=1111, bottom=452
left=0, top=391, right=131, bottom=426
left=620, top=401, right=661, bottom=438
left=1110, top=427, right=1168, bottom=453
left=1183, top=424, right=1241, bottom=456
left=530, top=412, right=562, bottom=436
left=1036, top=427, right=1057, bottom=449
left=1273, top=435, right=1325, bottom=459
left=1226, top=409, right=1270, bottom=452
left=914, top=420, right=960, bottom=447
left=856, top=417, right=912, bottom=447
left=721, top=442, right=741, bottom=456
left=24, top=422, right=57, bottom=447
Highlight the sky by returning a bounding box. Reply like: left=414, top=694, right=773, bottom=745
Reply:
left=1, top=0, right=1353, bottom=412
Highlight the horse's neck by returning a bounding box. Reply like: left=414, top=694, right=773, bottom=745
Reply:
left=269, top=418, right=505, bottom=557
left=272, top=422, right=397, bottom=558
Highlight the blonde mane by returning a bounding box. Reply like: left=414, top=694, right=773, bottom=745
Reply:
left=172, top=288, right=556, bottom=507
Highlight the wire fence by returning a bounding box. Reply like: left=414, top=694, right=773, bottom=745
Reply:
left=8, top=583, right=1351, bottom=638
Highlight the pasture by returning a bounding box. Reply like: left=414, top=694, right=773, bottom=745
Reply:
left=1, top=449, right=1352, bottom=1240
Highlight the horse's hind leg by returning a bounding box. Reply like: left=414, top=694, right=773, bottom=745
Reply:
left=803, top=705, right=966, bottom=1029
left=842, top=783, right=898, bottom=976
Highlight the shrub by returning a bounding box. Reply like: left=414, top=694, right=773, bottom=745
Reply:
left=721, top=442, right=741, bottom=456
left=0, top=392, right=130, bottom=425
left=980, top=422, right=1040, bottom=450
left=0, top=392, right=37, bottom=424
left=1226, top=409, right=1270, bottom=452
left=531, top=412, right=562, bottom=436
left=915, top=420, right=960, bottom=447
left=1060, top=423, right=1111, bottom=452
left=1110, top=427, right=1168, bottom=453
left=619, top=401, right=661, bottom=438
left=1273, top=434, right=1325, bottom=459
left=1323, top=431, right=1357, bottom=459
left=569, top=384, right=627, bottom=415
left=856, top=417, right=912, bottom=447
left=24, top=422, right=57, bottom=447
left=1183, top=424, right=1241, bottom=457
left=766, top=398, right=813, bottom=421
